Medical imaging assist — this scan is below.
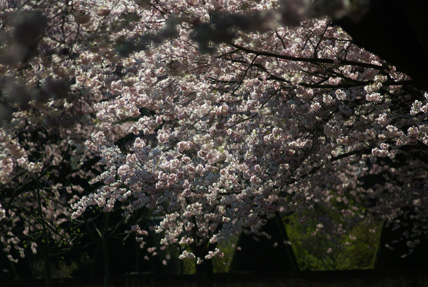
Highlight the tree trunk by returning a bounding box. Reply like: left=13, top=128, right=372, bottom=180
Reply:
left=374, top=216, right=428, bottom=269
left=230, top=212, right=299, bottom=272
left=102, top=235, right=111, bottom=287
left=191, top=242, right=215, bottom=287
left=42, top=247, right=52, bottom=287
left=195, top=258, right=213, bottom=287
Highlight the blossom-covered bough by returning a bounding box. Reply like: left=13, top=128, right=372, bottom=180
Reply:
left=2, top=0, right=428, bottom=285
left=0, top=0, right=108, bottom=282
left=67, top=0, right=428, bottom=269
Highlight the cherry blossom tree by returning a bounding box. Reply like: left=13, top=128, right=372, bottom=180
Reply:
left=61, top=0, right=428, bottom=285
left=2, top=1, right=428, bottom=286
left=0, top=1, right=104, bottom=284
left=1, top=2, right=169, bottom=286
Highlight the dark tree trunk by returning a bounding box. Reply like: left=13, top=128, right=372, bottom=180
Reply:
left=191, top=242, right=216, bottom=287
left=195, top=258, right=213, bottom=287
left=102, top=236, right=111, bottom=287
left=230, top=212, right=299, bottom=272
left=42, top=247, right=52, bottom=287
left=374, top=215, right=428, bottom=269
